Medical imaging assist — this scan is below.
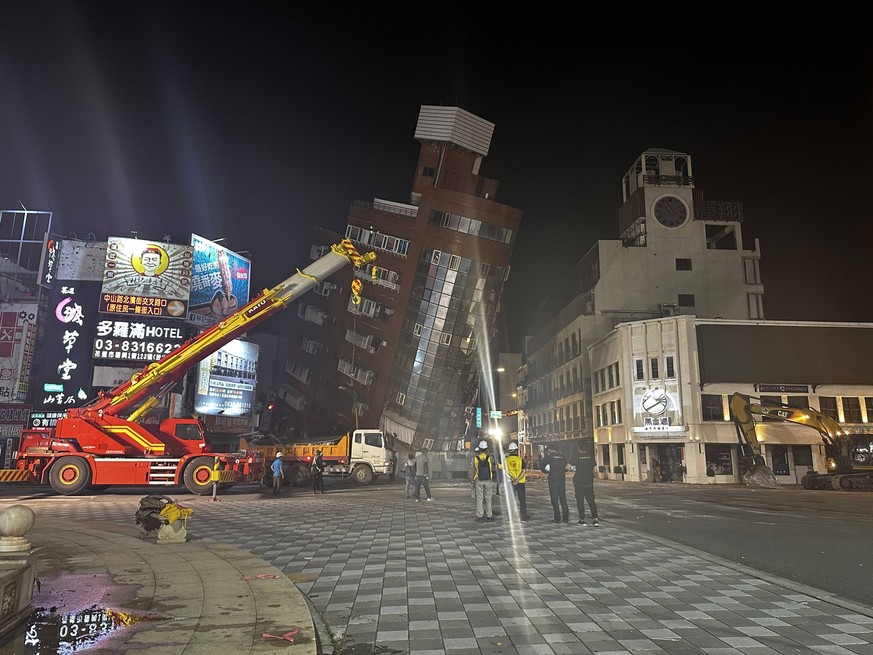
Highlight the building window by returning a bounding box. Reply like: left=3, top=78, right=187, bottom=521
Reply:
left=431, top=250, right=441, bottom=265
left=701, top=394, right=724, bottom=421
left=413, top=323, right=423, bottom=336
left=607, top=365, right=615, bottom=388
left=760, top=395, right=782, bottom=421
left=616, top=399, right=622, bottom=424
left=675, top=258, right=692, bottom=271
left=665, top=355, right=675, bottom=379
left=866, top=397, right=873, bottom=422
left=678, top=294, right=695, bottom=307
left=634, top=358, right=644, bottom=381
left=600, top=444, right=611, bottom=468
left=423, top=438, right=434, bottom=450
left=843, top=396, right=862, bottom=423
left=441, top=333, right=452, bottom=345
left=610, top=401, right=618, bottom=424
left=819, top=396, right=838, bottom=421
left=649, top=357, right=659, bottom=379
left=612, top=362, right=620, bottom=387
left=396, top=392, right=406, bottom=406
left=448, top=254, right=461, bottom=270
left=593, top=371, right=600, bottom=394
left=422, top=166, right=435, bottom=177
left=787, top=395, right=809, bottom=410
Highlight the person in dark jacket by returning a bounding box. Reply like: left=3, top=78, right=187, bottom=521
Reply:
left=311, top=450, right=325, bottom=494
left=569, top=443, right=599, bottom=526
left=540, top=444, right=570, bottom=523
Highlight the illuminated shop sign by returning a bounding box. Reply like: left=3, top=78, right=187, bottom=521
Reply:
left=757, top=384, right=809, bottom=394
left=194, top=339, right=259, bottom=417
left=188, top=234, right=251, bottom=327
left=100, top=237, right=193, bottom=319
left=0, top=304, right=38, bottom=401
left=32, top=281, right=100, bottom=411
left=38, top=234, right=62, bottom=289
left=92, top=318, right=186, bottom=362
left=0, top=403, right=31, bottom=467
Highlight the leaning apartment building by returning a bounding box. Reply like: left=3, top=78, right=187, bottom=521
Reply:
left=523, top=148, right=873, bottom=485
left=274, top=106, right=521, bottom=453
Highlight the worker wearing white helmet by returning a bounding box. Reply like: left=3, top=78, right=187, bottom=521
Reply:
left=271, top=452, right=284, bottom=497
left=503, top=441, right=528, bottom=521
left=470, top=439, right=497, bottom=522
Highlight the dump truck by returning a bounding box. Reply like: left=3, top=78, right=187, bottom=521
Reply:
left=241, top=429, right=396, bottom=487
left=1, top=239, right=376, bottom=495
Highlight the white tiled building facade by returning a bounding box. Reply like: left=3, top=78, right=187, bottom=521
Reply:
left=589, top=316, right=873, bottom=485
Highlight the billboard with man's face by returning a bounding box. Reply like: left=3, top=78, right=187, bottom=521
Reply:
left=99, top=237, right=193, bottom=319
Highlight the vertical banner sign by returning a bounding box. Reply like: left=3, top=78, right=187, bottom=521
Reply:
left=33, top=280, right=101, bottom=412
left=38, top=234, right=62, bottom=289
left=100, top=237, right=193, bottom=319
left=0, top=303, right=38, bottom=402
left=194, top=339, right=259, bottom=417
left=188, top=234, right=251, bottom=327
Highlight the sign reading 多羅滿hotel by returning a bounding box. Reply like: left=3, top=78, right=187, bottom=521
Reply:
left=100, top=237, right=193, bottom=319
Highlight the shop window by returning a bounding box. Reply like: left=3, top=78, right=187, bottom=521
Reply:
left=600, top=444, right=611, bottom=468
left=770, top=444, right=789, bottom=476
left=705, top=444, right=734, bottom=475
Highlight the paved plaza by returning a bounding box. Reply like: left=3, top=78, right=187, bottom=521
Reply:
left=2, top=479, right=872, bottom=654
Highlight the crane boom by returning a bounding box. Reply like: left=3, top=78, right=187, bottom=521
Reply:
left=81, top=239, right=375, bottom=418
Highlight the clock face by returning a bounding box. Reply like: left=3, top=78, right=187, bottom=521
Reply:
left=653, top=196, right=688, bottom=228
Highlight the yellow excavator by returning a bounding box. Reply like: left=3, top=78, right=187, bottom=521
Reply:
left=729, top=392, right=873, bottom=491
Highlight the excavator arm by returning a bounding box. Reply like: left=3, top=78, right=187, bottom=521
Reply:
left=729, top=392, right=844, bottom=488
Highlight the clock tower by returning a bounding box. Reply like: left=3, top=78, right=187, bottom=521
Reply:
left=617, top=148, right=694, bottom=246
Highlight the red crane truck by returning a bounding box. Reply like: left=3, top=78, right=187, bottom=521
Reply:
left=0, top=239, right=376, bottom=496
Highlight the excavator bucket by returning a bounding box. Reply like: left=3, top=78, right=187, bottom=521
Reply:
left=743, top=458, right=780, bottom=488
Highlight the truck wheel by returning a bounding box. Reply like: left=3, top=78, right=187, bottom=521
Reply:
left=351, top=464, right=373, bottom=486
left=183, top=456, right=216, bottom=495
left=287, top=464, right=309, bottom=487
left=49, top=457, right=92, bottom=495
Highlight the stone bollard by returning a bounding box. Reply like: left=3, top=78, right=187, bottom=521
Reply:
left=0, top=504, right=39, bottom=638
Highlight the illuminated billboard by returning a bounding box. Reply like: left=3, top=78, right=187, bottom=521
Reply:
left=188, top=234, right=252, bottom=327
left=194, top=339, right=259, bottom=417
left=100, top=237, right=193, bottom=319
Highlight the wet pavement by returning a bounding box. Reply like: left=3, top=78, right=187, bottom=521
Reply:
left=1, top=479, right=872, bottom=654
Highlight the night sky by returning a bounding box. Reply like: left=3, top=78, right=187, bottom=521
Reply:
left=1, top=3, right=871, bottom=351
